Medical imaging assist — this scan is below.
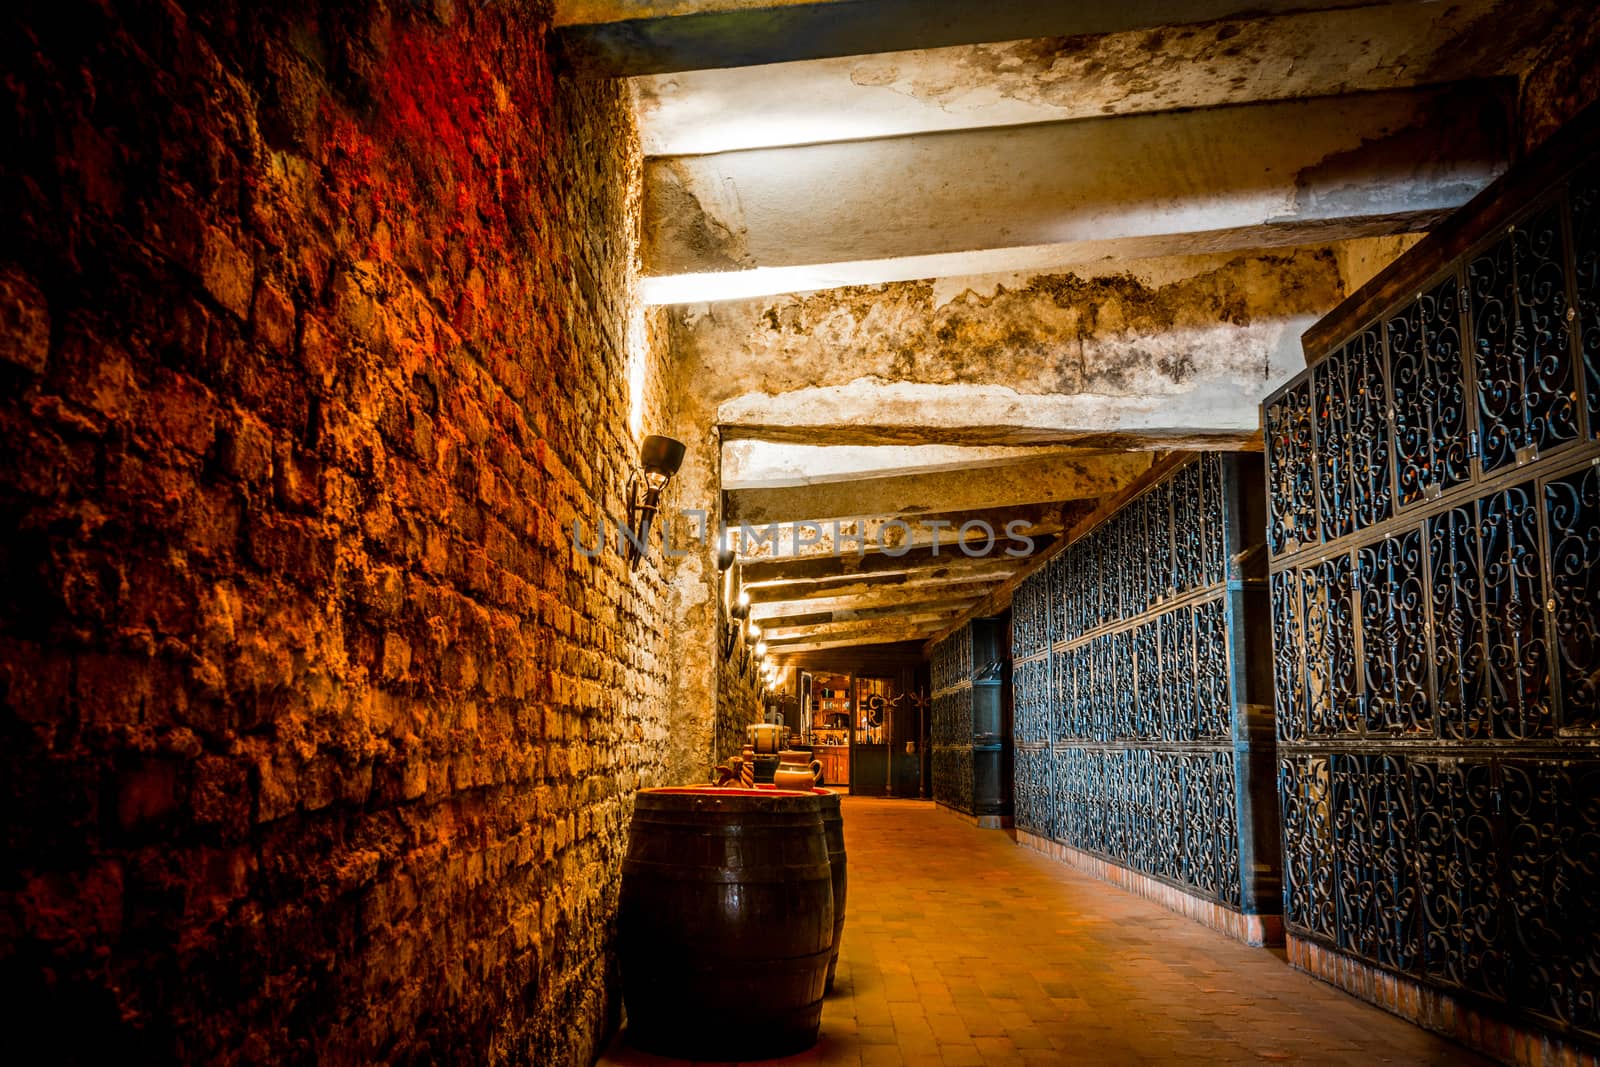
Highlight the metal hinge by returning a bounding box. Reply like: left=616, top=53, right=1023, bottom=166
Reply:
left=1467, top=430, right=1480, bottom=458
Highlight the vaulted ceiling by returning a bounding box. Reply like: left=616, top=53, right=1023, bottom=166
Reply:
left=556, top=0, right=1572, bottom=659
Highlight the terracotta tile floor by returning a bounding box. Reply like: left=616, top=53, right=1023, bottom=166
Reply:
left=599, top=798, right=1485, bottom=1066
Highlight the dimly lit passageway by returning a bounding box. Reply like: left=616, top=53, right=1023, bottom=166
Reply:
left=3, top=0, right=1600, bottom=1064
left=604, top=800, right=1483, bottom=1067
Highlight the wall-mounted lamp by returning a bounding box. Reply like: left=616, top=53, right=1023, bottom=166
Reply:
left=740, top=622, right=762, bottom=676
left=625, top=435, right=686, bottom=570
left=754, top=639, right=768, bottom=659
left=721, top=558, right=751, bottom=659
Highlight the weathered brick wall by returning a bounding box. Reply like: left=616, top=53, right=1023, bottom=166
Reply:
left=0, top=1, right=674, bottom=1062
left=717, top=640, right=765, bottom=764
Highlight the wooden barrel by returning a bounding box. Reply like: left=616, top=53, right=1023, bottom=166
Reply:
left=619, top=787, right=834, bottom=1060
left=816, top=789, right=848, bottom=993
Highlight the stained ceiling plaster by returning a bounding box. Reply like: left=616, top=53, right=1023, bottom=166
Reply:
left=609, top=0, right=1568, bottom=652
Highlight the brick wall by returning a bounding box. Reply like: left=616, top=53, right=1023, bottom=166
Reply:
left=0, top=1, right=675, bottom=1061
left=717, top=637, right=765, bottom=764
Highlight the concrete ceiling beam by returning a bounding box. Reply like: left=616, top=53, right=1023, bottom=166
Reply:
left=751, top=594, right=985, bottom=625
left=762, top=609, right=964, bottom=643
left=769, top=641, right=928, bottom=670
left=628, top=1, right=1541, bottom=155
left=739, top=537, right=1052, bottom=587
left=719, top=387, right=1275, bottom=448
left=731, top=501, right=1080, bottom=562
left=679, top=244, right=1370, bottom=446
left=726, top=452, right=1148, bottom=527
left=643, top=82, right=1509, bottom=302
left=766, top=623, right=953, bottom=653
left=745, top=571, right=1007, bottom=604
left=721, top=441, right=1090, bottom=490
left=555, top=0, right=1418, bottom=76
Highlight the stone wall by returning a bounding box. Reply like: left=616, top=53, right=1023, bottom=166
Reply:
left=716, top=637, right=766, bottom=765
left=0, top=1, right=675, bottom=1062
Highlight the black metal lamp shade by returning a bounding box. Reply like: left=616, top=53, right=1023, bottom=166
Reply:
left=625, top=435, right=686, bottom=570
left=639, top=435, right=686, bottom=480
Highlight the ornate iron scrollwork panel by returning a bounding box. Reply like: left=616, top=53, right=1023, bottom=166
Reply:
left=932, top=626, right=972, bottom=694
left=1268, top=158, right=1600, bottom=1047
left=1110, top=629, right=1135, bottom=740
left=1145, top=481, right=1174, bottom=603
left=1014, top=745, right=1052, bottom=838
left=1424, top=275, right=1474, bottom=487
left=1053, top=646, right=1076, bottom=742
left=1267, top=381, right=1319, bottom=554
left=1183, top=751, right=1219, bottom=898
left=1517, top=205, right=1579, bottom=455
left=1471, top=229, right=1521, bottom=472
left=1016, top=456, right=1263, bottom=910
left=1153, top=751, right=1184, bottom=881
left=1281, top=755, right=1337, bottom=939
left=1470, top=203, right=1579, bottom=472
left=1126, top=506, right=1150, bottom=619
left=1201, top=453, right=1227, bottom=587
left=1574, top=172, right=1600, bottom=439
left=1332, top=754, right=1420, bottom=971
left=1357, top=529, right=1432, bottom=736
left=1481, top=481, right=1553, bottom=739
left=1083, top=538, right=1105, bottom=633
left=1012, top=568, right=1045, bottom=660
left=1013, top=655, right=1049, bottom=746
left=1160, top=606, right=1196, bottom=742
left=1214, top=752, right=1242, bottom=906
left=953, top=747, right=974, bottom=812
left=1315, top=347, right=1356, bottom=541
left=1301, top=554, right=1359, bottom=738
left=1543, top=463, right=1600, bottom=730
left=1194, top=598, right=1231, bottom=741
left=1173, top=460, right=1205, bottom=595
left=1390, top=293, right=1430, bottom=507
left=1501, top=759, right=1600, bottom=1035
left=1412, top=757, right=1508, bottom=1000
left=1063, top=541, right=1085, bottom=642
left=1047, top=554, right=1065, bottom=649
left=1133, top=618, right=1163, bottom=739
left=1272, top=569, right=1305, bottom=743
left=1351, top=324, right=1396, bottom=531
left=1390, top=277, right=1473, bottom=507
left=1428, top=504, right=1492, bottom=739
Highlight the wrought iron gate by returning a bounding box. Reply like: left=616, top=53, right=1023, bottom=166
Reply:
left=1266, top=156, right=1600, bottom=1045
left=1011, top=454, right=1278, bottom=915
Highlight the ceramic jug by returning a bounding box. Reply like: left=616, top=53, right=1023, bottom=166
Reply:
left=773, top=749, right=823, bottom=791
